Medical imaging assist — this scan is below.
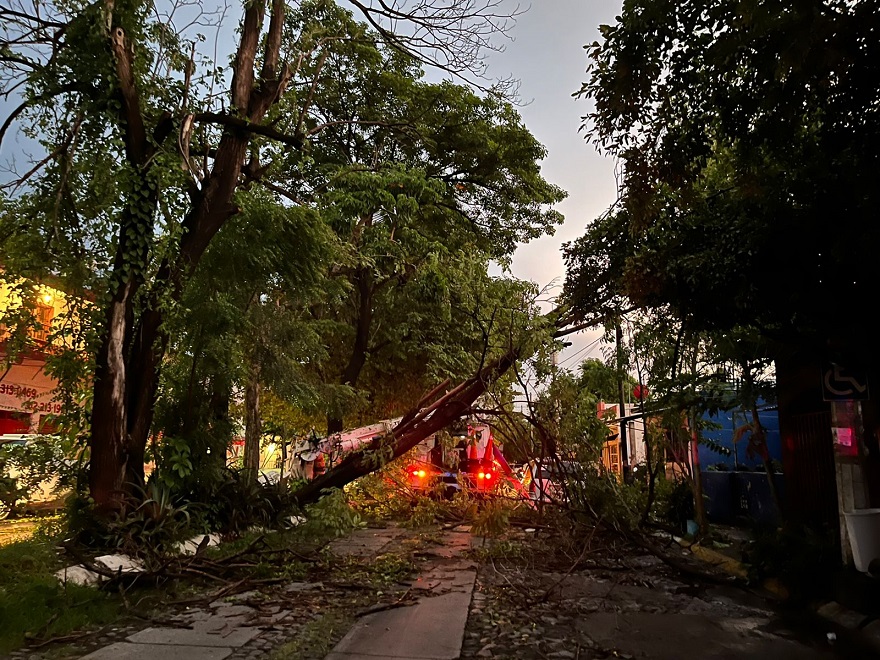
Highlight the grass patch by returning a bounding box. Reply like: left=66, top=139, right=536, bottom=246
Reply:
left=269, top=608, right=354, bottom=660
left=321, top=550, right=416, bottom=589
left=0, top=526, right=123, bottom=654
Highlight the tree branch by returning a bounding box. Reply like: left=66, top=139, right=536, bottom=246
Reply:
left=192, top=113, right=304, bottom=148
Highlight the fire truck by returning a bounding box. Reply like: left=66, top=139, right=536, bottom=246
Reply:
left=290, top=418, right=523, bottom=497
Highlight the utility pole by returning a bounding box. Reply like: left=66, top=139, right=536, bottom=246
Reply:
left=616, top=317, right=630, bottom=482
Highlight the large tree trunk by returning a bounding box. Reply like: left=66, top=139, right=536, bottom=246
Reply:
left=88, top=0, right=291, bottom=512
left=88, top=21, right=158, bottom=511
left=88, top=284, right=135, bottom=512
left=328, top=267, right=373, bottom=434
left=294, top=347, right=519, bottom=505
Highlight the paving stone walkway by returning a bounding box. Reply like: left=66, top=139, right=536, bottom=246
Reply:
left=7, top=521, right=861, bottom=660
left=68, top=525, right=478, bottom=660
left=325, top=526, right=477, bottom=660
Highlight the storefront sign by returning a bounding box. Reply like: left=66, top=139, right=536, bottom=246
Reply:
left=0, top=369, right=61, bottom=414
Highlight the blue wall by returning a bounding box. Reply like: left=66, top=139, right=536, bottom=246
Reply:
left=698, top=404, right=781, bottom=470
left=702, top=470, right=784, bottom=526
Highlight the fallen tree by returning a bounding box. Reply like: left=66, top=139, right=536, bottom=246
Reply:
left=291, top=346, right=521, bottom=505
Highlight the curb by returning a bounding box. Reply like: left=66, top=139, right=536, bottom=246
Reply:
left=814, top=600, right=880, bottom=657
left=677, top=536, right=880, bottom=656
left=674, top=535, right=791, bottom=598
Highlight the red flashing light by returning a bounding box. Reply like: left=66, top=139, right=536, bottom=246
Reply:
left=418, top=470, right=426, bottom=478
left=478, top=472, right=485, bottom=479
left=484, top=472, right=493, bottom=480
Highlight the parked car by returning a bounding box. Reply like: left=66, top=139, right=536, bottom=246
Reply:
left=520, top=459, right=584, bottom=504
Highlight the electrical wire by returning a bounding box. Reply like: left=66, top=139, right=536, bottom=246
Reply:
left=556, top=335, right=606, bottom=369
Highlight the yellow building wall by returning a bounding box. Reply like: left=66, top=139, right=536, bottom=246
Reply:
left=0, top=279, right=84, bottom=429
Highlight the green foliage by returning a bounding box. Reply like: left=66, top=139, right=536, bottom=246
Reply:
left=471, top=499, right=511, bottom=539
left=403, top=497, right=445, bottom=529
left=567, top=470, right=644, bottom=533
left=269, top=609, right=353, bottom=660
left=268, top=2, right=564, bottom=430
left=1, top=0, right=558, bottom=516
left=652, top=476, right=695, bottom=534
left=155, top=436, right=194, bottom=485
left=0, top=437, right=68, bottom=516
left=368, top=552, right=415, bottom=585
left=469, top=539, right=527, bottom=563
left=343, top=463, right=415, bottom=522
left=577, top=358, right=631, bottom=402
left=0, top=529, right=121, bottom=654
left=170, top=466, right=296, bottom=538
left=300, top=489, right=365, bottom=539
left=66, top=482, right=194, bottom=556
left=568, top=0, right=880, bottom=351
left=530, top=369, right=610, bottom=462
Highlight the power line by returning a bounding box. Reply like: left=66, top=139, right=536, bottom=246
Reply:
left=557, top=335, right=605, bottom=369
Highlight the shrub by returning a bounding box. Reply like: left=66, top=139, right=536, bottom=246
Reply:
left=0, top=436, right=68, bottom=516
left=299, top=488, right=365, bottom=539
left=653, top=475, right=694, bottom=534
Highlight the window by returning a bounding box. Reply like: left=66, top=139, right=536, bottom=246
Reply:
left=32, top=302, right=54, bottom=343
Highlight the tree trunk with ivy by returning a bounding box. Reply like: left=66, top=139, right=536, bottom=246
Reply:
left=1, top=0, right=527, bottom=515
left=87, top=0, right=298, bottom=511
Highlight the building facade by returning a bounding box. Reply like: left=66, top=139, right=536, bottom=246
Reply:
left=0, top=281, right=72, bottom=434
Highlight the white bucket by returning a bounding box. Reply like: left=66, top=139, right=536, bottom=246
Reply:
left=844, top=508, right=880, bottom=572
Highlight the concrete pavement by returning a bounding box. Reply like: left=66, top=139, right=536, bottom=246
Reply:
left=324, top=526, right=478, bottom=660
left=73, top=524, right=480, bottom=660
left=40, top=519, right=858, bottom=660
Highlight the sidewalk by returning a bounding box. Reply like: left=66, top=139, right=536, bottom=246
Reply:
left=72, top=525, right=480, bottom=660
left=325, top=526, right=477, bottom=660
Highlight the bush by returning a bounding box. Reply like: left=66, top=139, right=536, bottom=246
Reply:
left=564, top=469, right=645, bottom=532
left=653, top=475, right=694, bottom=534
left=0, top=436, right=68, bottom=516
left=299, top=488, right=365, bottom=538
left=150, top=465, right=299, bottom=537
left=66, top=482, right=195, bottom=558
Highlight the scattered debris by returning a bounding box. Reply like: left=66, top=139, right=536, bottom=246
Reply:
left=55, top=553, right=144, bottom=586
left=95, top=553, right=145, bottom=574
left=54, top=564, right=103, bottom=587
left=175, top=533, right=221, bottom=556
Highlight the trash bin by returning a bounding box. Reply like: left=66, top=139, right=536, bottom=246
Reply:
left=844, top=508, right=880, bottom=572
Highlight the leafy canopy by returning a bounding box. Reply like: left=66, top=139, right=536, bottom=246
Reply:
left=565, top=0, right=880, bottom=353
